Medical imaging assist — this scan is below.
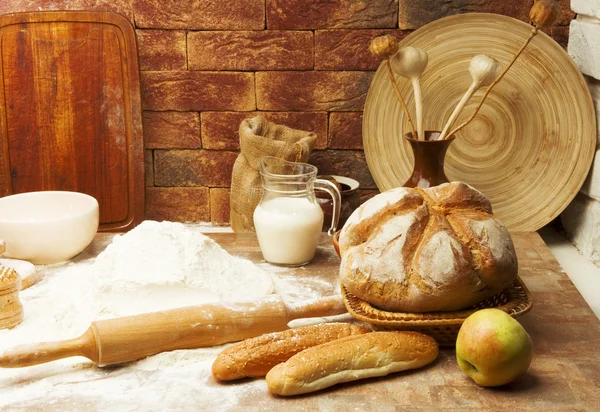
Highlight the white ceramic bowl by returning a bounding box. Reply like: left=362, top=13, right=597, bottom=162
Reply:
left=0, top=191, right=99, bottom=264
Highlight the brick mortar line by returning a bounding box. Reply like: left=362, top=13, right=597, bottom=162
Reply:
left=253, top=72, right=258, bottom=111
left=153, top=184, right=232, bottom=188
left=264, top=0, right=267, bottom=30
left=327, top=112, right=333, bottom=148
left=151, top=149, right=156, bottom=186
left=185, top=30, right=189, bottom=70
left=312, top=29, right=316, bottom=70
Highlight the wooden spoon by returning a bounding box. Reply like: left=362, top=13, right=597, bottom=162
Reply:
left=439, top=55, right=501, bottom=140
left=390, top=47, right=429, bottom=140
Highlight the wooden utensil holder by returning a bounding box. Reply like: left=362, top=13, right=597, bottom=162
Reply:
left=0, top=266, right=24, bottom=329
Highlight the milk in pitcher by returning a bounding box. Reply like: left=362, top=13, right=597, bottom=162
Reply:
left=254, top=197, right=324, bottom=266
left=253, top=157, right=340, bottom=267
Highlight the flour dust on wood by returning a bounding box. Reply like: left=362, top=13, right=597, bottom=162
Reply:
left=0, top=221, right=276, bottom=410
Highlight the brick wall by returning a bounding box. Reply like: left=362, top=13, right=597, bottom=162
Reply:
left=1, top=0, right=573, bottom=225
left=562, top=0, right=600, bottom=265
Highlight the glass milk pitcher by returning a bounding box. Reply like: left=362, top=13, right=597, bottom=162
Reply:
left=253, top=156, right=341, bottom=266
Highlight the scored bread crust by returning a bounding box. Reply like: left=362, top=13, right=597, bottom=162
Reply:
left=266, top=331, right=438, bottom=396
left=339, top=182, right=518, bottom=312
left=212, top=323, right=371, bottom=381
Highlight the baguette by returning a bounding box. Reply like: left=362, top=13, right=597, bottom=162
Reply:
left=266, top=331, right=438, bottom=396
left=212, top=323, right=371, bottom=381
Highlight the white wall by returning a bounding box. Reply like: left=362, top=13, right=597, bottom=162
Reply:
left=562, top=0, right=600, bottom=266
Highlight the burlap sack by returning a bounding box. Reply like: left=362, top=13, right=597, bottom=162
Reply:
left=230, top=116, right=317, bottom=232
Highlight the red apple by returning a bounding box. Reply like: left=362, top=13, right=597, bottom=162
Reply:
left=456, top=308, right=533, bottom=387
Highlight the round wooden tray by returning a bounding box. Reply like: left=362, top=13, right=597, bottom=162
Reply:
left=363, top=13, right=596, bottom=232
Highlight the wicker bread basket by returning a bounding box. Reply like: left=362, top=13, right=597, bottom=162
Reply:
left=341, top=277, right=533, bottom=347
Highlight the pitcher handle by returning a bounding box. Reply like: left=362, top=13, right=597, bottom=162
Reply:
left=314, top=179, right=341, bottom=236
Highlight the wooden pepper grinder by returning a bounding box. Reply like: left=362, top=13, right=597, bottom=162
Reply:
left=0, top=265, right=24, bottom=329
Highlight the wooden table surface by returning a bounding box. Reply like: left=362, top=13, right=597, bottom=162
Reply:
left=3, top=231, right=600, bottom=411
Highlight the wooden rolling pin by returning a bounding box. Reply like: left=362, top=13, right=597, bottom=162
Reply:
left=0, top=294, right=346, bottom=368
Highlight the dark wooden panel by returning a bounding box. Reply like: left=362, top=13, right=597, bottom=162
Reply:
left=0, top=12, right=144, bottom=231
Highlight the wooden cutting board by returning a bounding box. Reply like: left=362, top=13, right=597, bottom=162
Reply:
left=0, top=12, right=144, bottom=231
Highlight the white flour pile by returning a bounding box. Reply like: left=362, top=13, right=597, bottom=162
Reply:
left=0, top=221, right=307, bottom=411
left=91, top=220, right=274, bottom=317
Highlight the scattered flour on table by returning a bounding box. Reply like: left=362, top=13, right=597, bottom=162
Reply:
left=0, top=221, right=290, bottom=411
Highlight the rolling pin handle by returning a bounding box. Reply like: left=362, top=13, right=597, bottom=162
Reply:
left=0, top=327, right=99, bottom=368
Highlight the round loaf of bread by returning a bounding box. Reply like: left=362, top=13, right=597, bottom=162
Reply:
left=339, top=182, right=518, bottom=312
